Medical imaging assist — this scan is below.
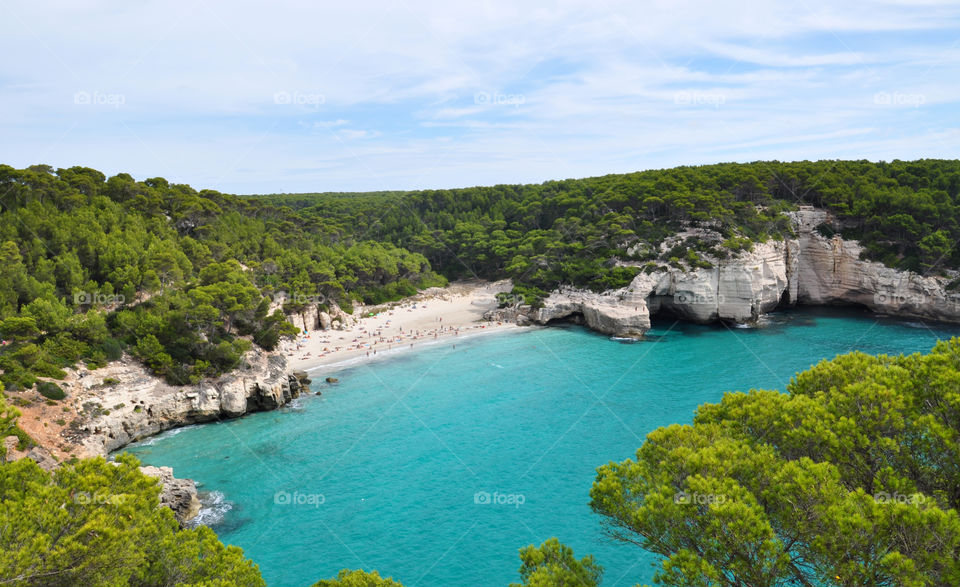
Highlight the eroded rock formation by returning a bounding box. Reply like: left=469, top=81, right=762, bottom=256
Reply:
left=489, top=208, right=960, bottom=337
left=73, top=348, right=304, bottom=457
left=140, top=465, right=201, bottom=526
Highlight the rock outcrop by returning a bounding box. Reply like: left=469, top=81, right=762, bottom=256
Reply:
left=513, top=292, right=651, bottom=337
left=789, top=209, right=960, bottom=320
left=73, top=348, right=304, bottom=457
left=491, top=208, right=960, bottom=337
left=274, top=299, right=354, bottom=334
left=140, top=465, right=201, bottom=526
left=641, top=240, right=792, bottom=324
left=3, top=435, right=200, bottom=524
left=2, top=438, right=59, bottom=471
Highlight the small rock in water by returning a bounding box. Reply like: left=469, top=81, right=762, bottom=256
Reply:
left=315, top=391, right=323, bottom=396
left=325, top=377, right=339, bottom=384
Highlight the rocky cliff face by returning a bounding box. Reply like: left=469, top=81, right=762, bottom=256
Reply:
left=641, top=239, right=793, bottom=324
left=493, top=209, right=960, bottom=337
left=140, top=465, right=201, bottom=527
left=789, top=209, right=960, bottom=320
left=72, top=348, right=304, bottom=457
left=273, top=299, right=353, bottom=333
left=507, top=291, right=651, bottom=338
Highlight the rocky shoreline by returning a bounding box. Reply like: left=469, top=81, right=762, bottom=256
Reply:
left=3, top=347, right=309, bottom=526
left=487, top=208, right=960, bottom=336
left=66, top=348, right=307, bottom=457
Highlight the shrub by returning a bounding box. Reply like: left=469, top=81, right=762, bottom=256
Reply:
left=99, top=337, right=124, bottom=361
left=36, top=381, right=65, bottom=401
left=30, top=359, right=67, bottom=380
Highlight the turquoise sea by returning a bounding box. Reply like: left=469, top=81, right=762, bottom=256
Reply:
left=124, top=308, right=960, bottom=586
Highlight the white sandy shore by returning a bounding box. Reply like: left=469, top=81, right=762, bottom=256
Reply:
left=282, top=280, right=525, bottom=374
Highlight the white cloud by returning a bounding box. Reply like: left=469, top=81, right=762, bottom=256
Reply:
left=308, top=119, right=350, bottom=129
left=0, top=0, right=958, bottom=192
left=337, top=129, right=380, bottom=140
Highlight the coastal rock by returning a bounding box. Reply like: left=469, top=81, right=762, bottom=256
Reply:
left=788, top=209, right=960, bottom=321
left=642, top=240, right=792, bottom=324
left=285, top=305, right=319, bottom=333
left=218, top=377, right=249, bottom=418
left=25, top=446, right=59, bottom=472
left=520, top=240, right=790, bottom=337
left=75, top=348, right=302, bottom=457
left=1, top=436, right=18, bottom=461
left=2, top=439, right=59, bottom=471
left=140, top=465, right=201, bottom=526
left=499, top=208, right=960, bottom=337
left=319, top=311, right=332, bottom=330
left=521, top=292, right=651, bottom=338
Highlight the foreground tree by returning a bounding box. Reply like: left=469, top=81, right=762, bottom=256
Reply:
left=590, top=338, right=960, bottom=586
left=510, top=538, right=603, bottom=586
left=312, top=569, right=404, bottom=586
left=0, top=448, right=264, bottom=586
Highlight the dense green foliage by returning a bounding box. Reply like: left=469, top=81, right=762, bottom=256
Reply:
left=590, top=337, right=960, bottom=586
left=0, top=394, right=264, bottom=586
left=312, top=569, right=405, bottom=586
left=0, top=164, right=444, bottom=387
left=260, top=159, right=960, bottom=300
left=309, top=539, right=602, bottom=587
left=0, top=456, right=266, bottom=586
left=3, top=160, right=958, bottom=388
left=510, top=538, right=604, bottom=586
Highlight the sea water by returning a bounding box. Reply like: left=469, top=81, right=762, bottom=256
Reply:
left=124, top=308, right=960, bottom=586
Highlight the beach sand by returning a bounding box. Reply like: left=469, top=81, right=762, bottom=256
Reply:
left=283, top=280, right=524, bottom=373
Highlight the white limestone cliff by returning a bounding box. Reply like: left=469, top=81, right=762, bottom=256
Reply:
left=69, top=348, right=305, bottom=457
left=789, top=209, right=960, bottom=320
left=495, top=208, right=960, bottom=337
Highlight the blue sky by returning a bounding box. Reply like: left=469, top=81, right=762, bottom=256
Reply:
left=1, top=0, right=958, bottom=194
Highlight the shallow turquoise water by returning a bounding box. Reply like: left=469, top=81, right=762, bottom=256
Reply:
left=124, top=308, right=960, bottom=586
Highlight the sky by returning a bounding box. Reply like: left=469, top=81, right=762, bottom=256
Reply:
left=0, top=0, right=958, bottom=194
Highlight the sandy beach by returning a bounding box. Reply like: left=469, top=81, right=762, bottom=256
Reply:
left=282, top=280, right=524, bottom=373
